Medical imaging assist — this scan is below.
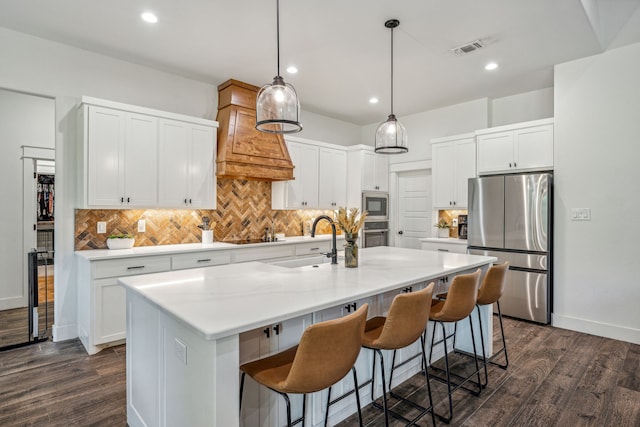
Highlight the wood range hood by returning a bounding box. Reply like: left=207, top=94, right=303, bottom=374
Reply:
left=216, top=79, right=294, bottom=181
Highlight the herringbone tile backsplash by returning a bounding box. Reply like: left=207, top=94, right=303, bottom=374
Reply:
left=75, top=179, right=337, bottom=250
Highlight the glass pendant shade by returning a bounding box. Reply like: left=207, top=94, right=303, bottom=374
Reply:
left=375, top=19, right=408, bottom=154
left=375, top=114, right=408, bottom=154
left=256, top=75, right=302, bottom=134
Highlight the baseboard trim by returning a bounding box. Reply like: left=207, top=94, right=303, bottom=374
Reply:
left=552, top=313, right=640, bottom=345
left=52, top=322, right=78, bottom=342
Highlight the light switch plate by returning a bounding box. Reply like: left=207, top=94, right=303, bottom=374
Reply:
left=138, top=220, right=146, bottom=232
left=97, top=222, right=106, bottom=233
left=570, top=208, right=591, bottom=221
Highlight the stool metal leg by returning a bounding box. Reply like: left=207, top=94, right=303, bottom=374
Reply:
left=239, top=372, right=246, bottom=414
left=493, top=301, right=509, bottom=369
left=475, top=305, right=489, bottom=388
left=352, top=366, right=364, bottom=427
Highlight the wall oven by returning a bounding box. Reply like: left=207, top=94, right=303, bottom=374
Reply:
left=363, top=221, right=389, bottom=248
left=362, top=191, right=388, bottom=221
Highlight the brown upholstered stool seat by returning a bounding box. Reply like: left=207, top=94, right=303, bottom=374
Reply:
left=361, top=283, right=436, bottom=426
left=239, top=304, right=368, bottom=427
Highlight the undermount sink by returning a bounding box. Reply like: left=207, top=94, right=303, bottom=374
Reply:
left=269, top=254, right=343, bottom=269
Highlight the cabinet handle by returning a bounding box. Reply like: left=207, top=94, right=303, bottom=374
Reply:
left=184, top=198, right=188, bottom=205
left=449, top=201, right=452, bottom=206
left=120, top=197, right=124, bottom=203
left=514, top=162, right=517, bottom=168
left=197, top=259, right=212, bottom=263
left=453, top=201, right=456, bottom=206
left=403, top=286, right=413, bottom=293
left=273, top=324, right=280, bottom=335
left=263, top=327, right=270, bottom=338
left=344, top=302, right=357, bottom=313
left=126, top=266, right=145, bottom=270
left=189, top=198, right=192, bottom=204
left=310, top=247, right=320, bottom=251
left=127, top=197, right=130, bottom=203
left=509, top=162, right=512, bottom=168
left=437, top=249, right=449, bottom=252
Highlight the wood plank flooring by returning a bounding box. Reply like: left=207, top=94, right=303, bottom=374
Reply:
left=0, top=317, right=638, bottom=426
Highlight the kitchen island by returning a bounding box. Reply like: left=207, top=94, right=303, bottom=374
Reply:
left=120, top=246, right=496, bottom=427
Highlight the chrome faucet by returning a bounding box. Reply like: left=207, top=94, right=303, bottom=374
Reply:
left=311, top=215, right=338, bottom=264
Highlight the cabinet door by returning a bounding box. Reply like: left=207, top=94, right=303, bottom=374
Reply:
left=188, top=124, right=216, bottom=208
left=94, top=278, right=126, bottom=345
left=514, top=124, right=553, bottom=171
left=318, top=148, right=347, bottom=209
left=124, top=113, right=158, bottom=207
left=158, top=119, right=189, bottom=207
left=432, top=142, right=454, bottom=208
left=285, top=142, right=318, bottom=209
left=87, top=106, right=125, bottom=206
left=477, top=131, right=514, bottom=174
left=374, top=154, right=389, bottom=192
left=453, top=138, right=476, bottom=208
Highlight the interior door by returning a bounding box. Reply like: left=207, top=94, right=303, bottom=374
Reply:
left=396, top=170, right=431, bottom=249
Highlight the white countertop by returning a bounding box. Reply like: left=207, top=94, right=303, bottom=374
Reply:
left=119, top=246, right=496, bottom=341
left=75, top=234, right=342, bottom=261
left=419, top=237, right=468, bottom=245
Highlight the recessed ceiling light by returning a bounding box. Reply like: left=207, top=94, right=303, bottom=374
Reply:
left=141, top=12, right=158, bottom=24
left=485, top=62, right=499, bottom=71
left=286, top=66, right=298, bottom=74
left=369, top=97, right=379, bottom=104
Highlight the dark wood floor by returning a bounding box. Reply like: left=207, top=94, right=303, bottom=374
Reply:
left=0, top=316, right=638, bottom=426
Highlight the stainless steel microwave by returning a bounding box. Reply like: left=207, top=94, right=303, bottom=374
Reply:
left=362, top=191, right=389, bottom=221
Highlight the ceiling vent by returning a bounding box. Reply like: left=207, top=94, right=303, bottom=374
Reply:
left=451, top=39, right=485, bottom=55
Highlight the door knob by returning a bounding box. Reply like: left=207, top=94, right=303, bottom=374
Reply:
left=398, top=230, right=403, bottom=235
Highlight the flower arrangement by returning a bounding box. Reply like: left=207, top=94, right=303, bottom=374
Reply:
left=335, top=207, right=368, bottom=235
left=108, top=233, right=134, bottom=239
left=434, top=219, right=450, bottom=229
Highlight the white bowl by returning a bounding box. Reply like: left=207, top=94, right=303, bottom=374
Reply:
left=107, top=238, right=135, bottom=250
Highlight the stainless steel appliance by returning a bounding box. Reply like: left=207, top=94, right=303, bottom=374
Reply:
left=362, top=191, right=388, bottom=221
left=467, top=173, right=552, bottom=324
left=362, top=220, right=389, bottom=248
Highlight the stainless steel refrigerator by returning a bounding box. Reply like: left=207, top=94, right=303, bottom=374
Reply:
left=467, top=173, right=552, bottom=324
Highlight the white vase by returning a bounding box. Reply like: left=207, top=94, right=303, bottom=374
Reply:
left=202, top=230, right=214, bottom=244
left=437, top=228, right=450, bottom=238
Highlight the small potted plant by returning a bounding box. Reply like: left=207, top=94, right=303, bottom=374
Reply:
left=107, top=233, right=135, bottom=250
left=435, top=219, right=451, bottom=238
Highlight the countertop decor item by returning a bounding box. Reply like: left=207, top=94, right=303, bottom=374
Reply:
left=374, top=19, right=408, bottom=154
left=335, top=207, right=367, bottom=268
left=198, top=217, right=214, bottom=243
left=107, top=234, right=135, bottom=250
left=255, top=0, right=302, bottom=134
left=435, top=219, right=451, bottom=238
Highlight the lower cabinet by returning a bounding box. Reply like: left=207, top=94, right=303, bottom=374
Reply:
left=420, top=239, right=468, bottom=254
left=239, top=314, right=313, bottom=427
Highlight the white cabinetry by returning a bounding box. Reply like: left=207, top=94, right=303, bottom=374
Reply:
left=272, top=137, right=347, bottom=210
left=84, top=106, right=158, bottom=207
left=346, top=146, right=389, bottom=208
left=476, top=118, right=553, bottom=175
left=420, top=239, right=468, bottom=254
left=431, top=134, right=476, bottom=209
left=318, top=147, right=347, bottom=208
left=239, top=315, right=312, bottom=427
left=158, top=119, right=216, bottom=208
left=79, top=97, right=218, bottom=209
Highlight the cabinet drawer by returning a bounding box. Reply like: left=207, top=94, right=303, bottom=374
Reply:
left=294, top=241, right=332, bottom=256
left=420, top=241, right=467, bottom=254
left=171, top=251, right=231, bottom=270
left=93, top=256, right=171, bottom=279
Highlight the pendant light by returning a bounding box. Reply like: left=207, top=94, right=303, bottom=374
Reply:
left=256, top=0, right=303, bottom=134
left=375, top=19, right=408, bottom=154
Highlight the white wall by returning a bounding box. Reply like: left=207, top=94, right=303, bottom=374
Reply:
left=361, top=98, right=489, bottom=164
left=296, top=110, right=361, bottom=146
left=490, top=87, right=554, bottom=127
left=554, top=41, right=640, bottom=344
left=0, top=89, right=55, bottom=310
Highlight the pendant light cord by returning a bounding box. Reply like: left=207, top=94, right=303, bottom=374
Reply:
left=390, top=25, right=394, bottom=116
left=276, top=0, right=281, bottom=77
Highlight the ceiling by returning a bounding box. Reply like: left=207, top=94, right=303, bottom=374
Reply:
left=1, top=0, right=640, bottom=125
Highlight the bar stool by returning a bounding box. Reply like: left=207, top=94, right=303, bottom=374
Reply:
left=428, top=269, right=482, bottom=424
left=361, top=283, right=437, bottom=426
left=475, top=262, right=510, bottom=385
left=239, top=304, right=368, bottom=427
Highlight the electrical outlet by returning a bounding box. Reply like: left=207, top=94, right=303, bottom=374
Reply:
left=570, top=208, right=591, bottom=221
left=97, top=222, right=106, bottom=233
left=174, top=338, right=187, bottom=365
left=452, top=218, right=458, bottom=227
left=138, top=220, right=146, bottom=232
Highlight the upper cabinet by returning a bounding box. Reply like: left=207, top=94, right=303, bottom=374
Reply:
left=476, top=118, right=554, bottom=175
left=158, top=119, right=216, bottom=208
left=346, top=147, right=389, bottom=207
left=272, top=137, right=347, bottom=210
left=79, top=97, right=218, bottom=209
left=431, top=133, right=476, bottom=209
